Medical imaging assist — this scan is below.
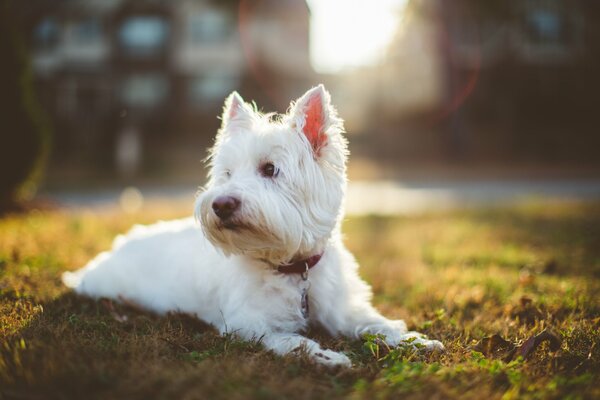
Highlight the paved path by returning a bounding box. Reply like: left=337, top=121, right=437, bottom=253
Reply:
left=345, top=179, right=600, bottom=214
left=42, top=179, right=600, bottom=216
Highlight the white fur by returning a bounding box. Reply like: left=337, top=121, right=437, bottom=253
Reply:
left=63, top=85, right=443, bottom=367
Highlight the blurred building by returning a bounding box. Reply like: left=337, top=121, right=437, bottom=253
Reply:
left=28, top=0, right=313, bottom=178
left=336, top=0, right=600, bottom=164
left=19, top=0, right=600, bottom=181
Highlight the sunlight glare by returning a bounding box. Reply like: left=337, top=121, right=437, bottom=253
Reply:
left=308, top=0, right=407, bottom=73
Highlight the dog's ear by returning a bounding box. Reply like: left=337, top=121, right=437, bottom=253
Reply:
left=289, top=84, right=338, bottom=155
left=221, top=91, right=254, bottom=131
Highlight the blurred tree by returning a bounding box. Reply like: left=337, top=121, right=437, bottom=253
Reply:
left=0, top=0, right=51, bottom=209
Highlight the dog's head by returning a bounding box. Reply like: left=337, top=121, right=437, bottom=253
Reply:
left=195, top=85, right=348, bottom=265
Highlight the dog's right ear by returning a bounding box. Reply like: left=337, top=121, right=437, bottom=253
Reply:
left=288, top=84, right=341, bottom=157
left=220, top=91, right=254, bottom=131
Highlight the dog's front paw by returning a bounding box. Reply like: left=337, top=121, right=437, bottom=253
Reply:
left=398, top=331, right=445, bottom=352
left=313, top=349, right=352, bottom=368
left=424, top=339, right=445, bottom=352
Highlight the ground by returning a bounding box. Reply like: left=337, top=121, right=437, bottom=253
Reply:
left=1, top=200, right=598, bottom=399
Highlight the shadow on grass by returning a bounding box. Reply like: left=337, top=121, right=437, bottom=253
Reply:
left=0, top=291, right=364, bottom=400
left=1, top=292, right=204, bottom=399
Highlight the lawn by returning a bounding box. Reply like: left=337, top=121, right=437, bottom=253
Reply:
left=1, top=200, right=598, bottom=399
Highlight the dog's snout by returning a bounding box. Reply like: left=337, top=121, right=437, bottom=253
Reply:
left=212, top=196, right=240, bottom=220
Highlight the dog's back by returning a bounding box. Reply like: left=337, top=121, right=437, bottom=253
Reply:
left=63, top=218, right=217, bottom=315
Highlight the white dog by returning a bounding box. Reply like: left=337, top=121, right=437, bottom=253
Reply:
left=63, top=85, right=443, bottom=367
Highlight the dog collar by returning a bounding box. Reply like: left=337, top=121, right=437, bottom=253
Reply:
left=277, top=253, right=323, bottom=275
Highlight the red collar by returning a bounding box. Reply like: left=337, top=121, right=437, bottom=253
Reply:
left=277, top=253, right=323, bottom=274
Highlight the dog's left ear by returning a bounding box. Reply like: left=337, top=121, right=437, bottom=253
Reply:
left=221, top=91, right=254, bottom=131
left=289, top=84, right=338, bottom=155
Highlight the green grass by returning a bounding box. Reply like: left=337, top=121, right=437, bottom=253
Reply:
left=1, top=201, right=599, bottom=399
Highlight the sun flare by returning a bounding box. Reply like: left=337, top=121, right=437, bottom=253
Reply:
left=308, top=0, right=407, bottom=73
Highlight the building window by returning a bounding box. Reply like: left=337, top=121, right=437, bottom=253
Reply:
left=119, top=16, right=169, bottom=57
left=526, top=9, right=563, bottom=44
left=188, top=11, right=231, bottom=44
left=34, top=17, right=59, bottom=49
left=188, top=74, right=237, bottom=106
left=71, top=19, right=102, bottom=45
left=120, top=74, right=169, bottom=108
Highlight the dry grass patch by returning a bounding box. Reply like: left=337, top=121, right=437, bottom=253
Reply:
left=1, top=201, right=599, bottom=399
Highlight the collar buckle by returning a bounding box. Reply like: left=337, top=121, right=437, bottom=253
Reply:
left=300, top=262, right=309, bottom=281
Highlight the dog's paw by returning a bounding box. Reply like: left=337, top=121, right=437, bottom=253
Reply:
left=313, top=349, right=352, bottom=368
left=398, top=331, right=445, bottom=352
left=424, top=339, right=445, bottom=352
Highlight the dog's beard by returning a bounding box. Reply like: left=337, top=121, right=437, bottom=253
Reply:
left=195, top=193, right=304, bottom=265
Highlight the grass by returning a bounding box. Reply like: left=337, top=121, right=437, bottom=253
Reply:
left=1, top=200, right=599, bottom=399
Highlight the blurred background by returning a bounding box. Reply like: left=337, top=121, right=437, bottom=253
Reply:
left=1, top=0, right=600, bottom=213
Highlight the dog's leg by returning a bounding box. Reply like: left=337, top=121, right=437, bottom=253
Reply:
left=259, top=332, right=352, bottom=367
left=316, top=262, right=444, bottom=352
left=354, top=312, right=444, bottom=351
left=335, top=304, right=444, bottom=352
left=215, top=304, right=352, bottom=367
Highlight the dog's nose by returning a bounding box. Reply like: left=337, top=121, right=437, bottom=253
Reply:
left=212, top=196, right=240, bottom=220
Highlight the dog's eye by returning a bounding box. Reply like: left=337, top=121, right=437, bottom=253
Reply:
left=225, top=170, right=231, bottom=178
left=260, top=162, right=277, bottom=178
